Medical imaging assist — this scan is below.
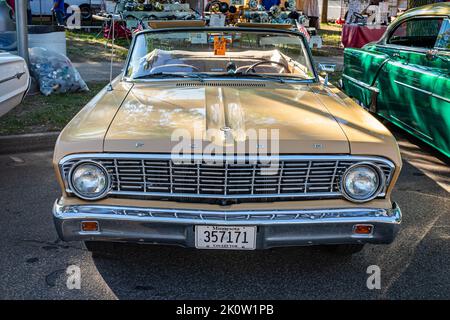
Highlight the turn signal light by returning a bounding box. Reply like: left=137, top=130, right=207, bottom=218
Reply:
left=81, top=221, right=99, bottom=232
left=353, top=224, right=373, bottom=235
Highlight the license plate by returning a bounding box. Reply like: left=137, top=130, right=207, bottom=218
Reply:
left=195, top=226, right=256, bottom=250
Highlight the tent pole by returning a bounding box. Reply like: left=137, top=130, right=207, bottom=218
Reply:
left=15, top=0, right=30, bottom=66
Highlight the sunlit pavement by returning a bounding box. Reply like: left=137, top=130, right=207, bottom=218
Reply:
left=73, top=61, right=123, bottom=82
left=0, top=129, right=448, bottom=300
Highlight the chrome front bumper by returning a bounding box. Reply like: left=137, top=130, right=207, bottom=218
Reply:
left=52, top=199, right=402, bottom=249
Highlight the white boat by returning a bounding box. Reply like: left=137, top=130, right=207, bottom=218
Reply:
left=0, top=52, right=30, bottom=118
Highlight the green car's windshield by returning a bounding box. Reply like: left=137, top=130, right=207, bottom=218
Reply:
left=126, top=29, right=315, bottom=81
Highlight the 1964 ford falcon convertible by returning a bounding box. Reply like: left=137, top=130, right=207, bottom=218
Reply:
left=53, top=26, right=402, bottom=255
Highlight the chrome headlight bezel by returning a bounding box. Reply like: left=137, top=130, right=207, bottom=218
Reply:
left=68, top=160, right=111, bottom=200
left=340, top=162, right=385, bottom=203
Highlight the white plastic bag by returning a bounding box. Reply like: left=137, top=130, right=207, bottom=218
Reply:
left=29, top=47, right=89, bottom=96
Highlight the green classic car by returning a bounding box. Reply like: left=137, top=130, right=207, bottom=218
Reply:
left=342, top=3, right=450, bottom=158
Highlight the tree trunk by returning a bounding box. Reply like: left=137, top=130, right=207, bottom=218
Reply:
left=321, top=0, right=328, bottom=23
left=407, top=0, right=436, bottom=9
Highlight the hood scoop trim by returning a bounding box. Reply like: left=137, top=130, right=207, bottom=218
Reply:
left=176, top=82, right=266, bottom=88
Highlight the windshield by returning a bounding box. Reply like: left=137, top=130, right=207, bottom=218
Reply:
left=126, top=29, right=316, bottom=81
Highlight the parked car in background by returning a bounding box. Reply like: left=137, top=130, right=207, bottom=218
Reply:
left=30, top=0, right=101, bottom=20
left=53, top=25, right=402, bottom=255
left=342, top=3, right=450, bottom=158
left=0, top=51, right=30, bottom=117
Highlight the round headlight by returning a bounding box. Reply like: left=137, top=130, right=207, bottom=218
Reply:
left=341, top=163, right=384, bottom=202
left=69, top=161, right=110, bottom=200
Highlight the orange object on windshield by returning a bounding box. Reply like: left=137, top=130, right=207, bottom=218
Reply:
left=214, top=36, right=227, bottom=55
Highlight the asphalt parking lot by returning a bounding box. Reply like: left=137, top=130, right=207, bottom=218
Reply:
left=0, top=130, right=449, bottom=300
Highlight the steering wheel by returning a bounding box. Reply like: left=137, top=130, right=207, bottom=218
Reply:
left=244, top=60, right=290, bottom=74
left=150, top=64, right=200, bottom=73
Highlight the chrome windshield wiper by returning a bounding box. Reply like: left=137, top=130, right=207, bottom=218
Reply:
left=134, top=72, right=311, bottom=83
left=234, top=72, right=286, bottom=83
left=133, top=72, right=208, bottom=82
left=212, top=72, right=305, bottom=83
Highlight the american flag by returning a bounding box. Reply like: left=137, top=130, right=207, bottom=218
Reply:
left=134, top=21, right=144, bottom=34
left=296, top=21, right=311, bottom=42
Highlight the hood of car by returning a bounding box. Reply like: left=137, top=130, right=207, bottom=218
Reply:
left=103, top=81, right=350, bottom=154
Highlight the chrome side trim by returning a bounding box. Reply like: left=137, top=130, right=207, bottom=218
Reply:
left=393, top=80, right=450, bottom=104
left=431, top=93, right=450, bottom=104
left=389, top=115, right=434, bottom=140
left=394, top=80, right=432, bottom=96
left=342, top=74, right=379, bottom=93
left=53, top=200, right=402, bottom=225
left=0, top=71, right=26, bottom=85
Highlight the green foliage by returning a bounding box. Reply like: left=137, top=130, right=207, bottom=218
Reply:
left=311, top=23, right=343, bottom=57
left=0, top=82, right=107, bottom=135
left=66, top=30, right=130, bottom=62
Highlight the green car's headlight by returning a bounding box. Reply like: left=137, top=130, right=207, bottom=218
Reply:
left=341, top=163, right=385, bottom=203
left=69, top=161, right=110, bottom=200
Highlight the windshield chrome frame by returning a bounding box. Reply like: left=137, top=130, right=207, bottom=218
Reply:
left=121, top=27, right=319, bottom=84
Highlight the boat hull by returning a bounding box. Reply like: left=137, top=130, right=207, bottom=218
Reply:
left=0, top=52, right=30, bottom=118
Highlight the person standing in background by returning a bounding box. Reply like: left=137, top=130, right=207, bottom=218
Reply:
left=303, top=0, right=320, bottom=29
left=52, top=0, right=65, bottom=26
left=27, top=0, right=33, bottom=25
left=5, top=0, right=14, bottom=17
left=5, top=0, right=32, bottom=24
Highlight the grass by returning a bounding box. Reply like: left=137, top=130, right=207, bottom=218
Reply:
left=311, top=23, right=343, bottom=57
left=0, top=82, right=107, bottom=136
left=318, top=23, right=342, bottom=46
left=0, top=31, right=125, bottom=135
left=66, top=30, right=130, bottom=63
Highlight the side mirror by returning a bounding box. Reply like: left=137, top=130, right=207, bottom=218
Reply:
left=318, top=63, right=336, bottom=86
left=318, top=63, right=336, bottom=73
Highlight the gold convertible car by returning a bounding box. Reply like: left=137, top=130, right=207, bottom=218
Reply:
left=53, top=26, right=402, bottom=255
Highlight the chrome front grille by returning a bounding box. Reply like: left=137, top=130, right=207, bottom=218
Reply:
left=61, top=154, right=395, bottom=202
